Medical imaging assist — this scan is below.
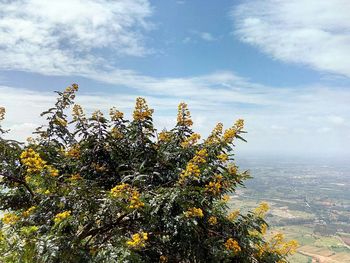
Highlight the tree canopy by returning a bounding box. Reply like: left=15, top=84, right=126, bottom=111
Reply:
left=0, top=84, right=297, bottom=262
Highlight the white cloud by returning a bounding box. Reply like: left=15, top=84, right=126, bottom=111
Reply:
left=231, top=0, right=350, bottom=77
left=1, top=73, right=349, bottom=158
left=0, top=0, right=152, bottom=75
left=199, top=32, right=216, bottom=42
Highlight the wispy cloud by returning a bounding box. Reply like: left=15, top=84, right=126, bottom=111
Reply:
left=199, top=32, right=216, bottom=42
left=0, top=0, right=152, bottom=75
left=231, top=0, right=350, bottom=77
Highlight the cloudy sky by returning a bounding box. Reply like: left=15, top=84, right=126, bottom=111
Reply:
left=0, top=0, right=349, bottom=159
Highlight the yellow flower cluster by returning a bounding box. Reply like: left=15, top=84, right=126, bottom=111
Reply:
left=2, top=213, right=19, bottom=225
left=181, top=133, right=201, bottom=148
left=133, top=97, right=154, bottom=121
left=65, top=83, right=79, bottom=93
left=249, top=223, right=268, bottom=237
left=221, top=195, right=230, bottom=203
left=22, top=206, right=36, bottom=218
left=110, top=107, right=124, bottom=121
left=227, top=164, right=238, bottom=176
left=205, top=122, right=223, bottom=145
left=158, top=131, right=171, bottom=142
left=177, top=102, right=193, bottom=127
left=181, top=162, right=200, bottom=179
left=184, top=207, right=204, bottom=218
left=111, top=127, right=123, bottom=139
left=129, top=190, right=145, bottom=209
left=0, top=107, right=5, bottom=121
left=65, top=145, right=80, bottom=158
left=192, top=149, right=208, bottom=164
left=223, top=127, right=236, bottom=143
left=227, top=210, right=240, bottom=221
left=223, top=119, right=244, bottom=143
left=91, top=162, right=107, bottom=172
left=55, top=116, right=68, bottom=127
left=54, top=210, right=71, bottom=224
left=224, top=238, right=241, bottom=253
left=254, top=202, right=270, bottom=218
left=179, top=149, right=208, bottom=183
left=217, top=153, right=228, bottom=162
left=126, top=232, right=148, bottom=249
left=208, top=216, right=218, bottom=225
left=235, top=119, right=244, bottom=130
left=92, top=110, right=104, bottom=121
left=70, top=173, right=82, bottom=181
left=110, top=183, right=144, bottom=210
left=159, top=255, right=168, bottom=262
left=256, top=233, right=298, bottom=258
left=72, top=104, right=85, bottom=121
left=205, top=175, right=224, bottom=195
left=110, top=183, right=130, bottom=198
left=46, top=165, right=59, bottom=177
left=20, top=148, right=46, bottom=174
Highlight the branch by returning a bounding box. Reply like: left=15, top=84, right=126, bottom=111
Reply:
left=0, top=172, right=35, bottom=197
left=77, top=213, right=128, bottom=242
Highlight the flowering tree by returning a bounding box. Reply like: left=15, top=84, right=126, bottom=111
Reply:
left=0, top=85, right=297, bottom=262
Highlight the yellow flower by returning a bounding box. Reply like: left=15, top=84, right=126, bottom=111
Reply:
left=111, top=127, right=123, bottom=139
left=227, top=210, right=239, bottom=221
left=205, top=181, right=222, bottom=195
left=158, top=131, right=171, bottom=142
left=181, top=133, right=201, bottom=148
left=20, top=148, right=46, bottom=174
left=55, top=116, right=67, bottom=127
left=22, top=206, right=36, bottom=217
left=46, top=165, right=59, bottom=177
left=91, top=110, right=104, bottom=121
left=217, top=153, right=228, bottom=162
left=65, top=145, right=80, bottom=158
left=110, top=183, right=130, bottom=198
left=128, top=190, right=145, bottom=209
left=221, top=195, right=230, bottom=202
left=235, top=119, right=244, bottom=130
left=126, top=232, right=148, bottom=249
left=227, top=164, right=238, bottom=176
left=0, top=107, right=5, bottom=121
left=180, top=162, right=201, bottom=182
left=224, top=238, right=241, bottom=253
left=261, top=223, right=268, bottom=235
left=205, top=122, right=223, bottom=145
left=177, top=102, right=193, bottom=126
left=184, top=207, right=204, bottom=218
left=54, top=211, right=71, bottom=224
left=208, top=216, right=218, bottom=225
left=254, top=202, right=270, bottom=217
left=223, top=127, right=236, bottom=143
left=109, top=107, right=124, bottom=121
left=2, top=213, right=19, bottom=225
left=160, top=255, right=168, bottom=262
left=133, top=97, right=153, bottom=121
left=72, top=104, right=84, bottom=120
left=110, top=184, right=144, bottom=210
left=257, top=233, right=298, bottom=258
left=70, top=173, right=82, bottom=181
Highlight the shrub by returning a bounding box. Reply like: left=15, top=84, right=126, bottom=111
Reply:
left=0, top=84, right=297, bottom=262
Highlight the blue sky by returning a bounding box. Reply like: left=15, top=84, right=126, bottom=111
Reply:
left=0, top=0, right=349, bottom=159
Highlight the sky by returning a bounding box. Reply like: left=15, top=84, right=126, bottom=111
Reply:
left=0, top=0, right=349, bottom=159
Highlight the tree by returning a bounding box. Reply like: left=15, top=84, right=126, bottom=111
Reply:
left=0, top=84, right=297, bottom=262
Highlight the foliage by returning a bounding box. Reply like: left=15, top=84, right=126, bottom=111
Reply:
left=0, top=85, right=297, bottom=262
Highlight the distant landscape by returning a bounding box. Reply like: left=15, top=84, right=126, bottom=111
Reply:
left=231, top=157, right=350, bottom=263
